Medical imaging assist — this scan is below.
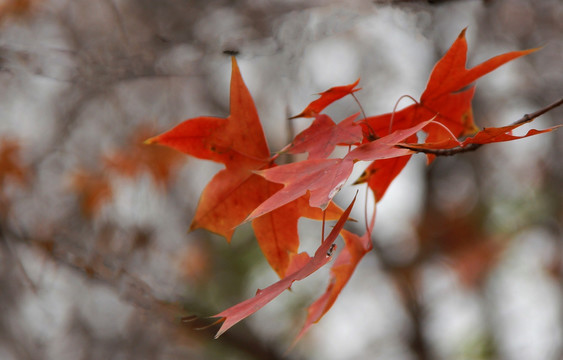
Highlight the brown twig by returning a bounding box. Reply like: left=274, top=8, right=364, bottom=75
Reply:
left=397, top=97, right=563, bottom=156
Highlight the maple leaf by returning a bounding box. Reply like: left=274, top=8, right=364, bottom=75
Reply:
left=192, top=167, right=343, bottom=277
left=248, top=120, right=433, bottom=220
left=145, top=57, right=270, bottom=170
left=289, top=79, right=361, bottom=119
left=358, top=28, right=536, bottom=198
left=146, top=57, right=272, bottom=240
left=69, top=169, right=112, bottom=218
left=294, top=228, right=373, bottom=343
left=346, top=120, right=432, bottom=162
left=401, top=121, right=561, bottom=151
left=212, top=195, right=356, bottom=338
left=356, top=114, right=420, bottom=201
left=105, top=126, right=184, bottom=186
left=146, top=57, right=345, bottom=278
left=0, top=138, right=27, bottom=187
left=403, top=28, right=534, bottom=144
left=421, top=28, right=537, bottom=103
left=356, top=91, right=474, bottom=200
left=248, top=158, right=355, bottom=219
left=281, top=113, right=363, bottom=159
left=252, top=191, right=344, bottom=278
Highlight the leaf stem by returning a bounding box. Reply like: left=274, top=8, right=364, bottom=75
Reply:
left=351, top=92, right=367, bottom=122
left=389, top=94, right=419, bottom=134
left=352, top=92, right=379, bottom=140
left=397, top=96, right=563, bottom=156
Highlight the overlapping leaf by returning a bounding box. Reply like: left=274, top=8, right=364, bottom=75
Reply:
left=145, top=57, right=270, bottom=170
left=357, top=28, right=536, bottom=199
left=247, top=158, right=354, bottom=219
left=191, top=167, right=344, bottom=278
left=282, top=113, right=363, bottom=159
left=248, top=119, right=433, bottom=220
left=252, top=191, right=344, bottom=278
left=142, top=28, right=560, bottom=344
left=146, top=57, right=344, bottom=279
left=105, top=126, right=184, bottom=186
left=294, top=228, right=373, bottom=343
left=402, top=121, right=561, bottom=151
left=213, top=196, right=356, bottom=338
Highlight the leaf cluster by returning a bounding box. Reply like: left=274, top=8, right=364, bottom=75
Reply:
left=146, top=28, right=559, bottom=343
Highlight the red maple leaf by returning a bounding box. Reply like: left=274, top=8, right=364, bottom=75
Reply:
left=248, top=119, right=433, bottom=220
left=357, top=28, right=536, bottom=201
left=146, top=57, right=344, bottom=278
left=145, top=58, right=270, bottom=170
left=212, top=196, right=356, bottom=338
left=105, top=126, right=185, bottom=186
left=142, top=28, right=560, bottom=344
left=247, top=158, right=354, bottom=219
left=294, top=228, right=373, bottom=343
left=402, top=121, right=561, bottom=151
left=289, top=79, right=361, bottom=119
left=420, top=28, right=537, bottom=103
left=282, top=113, right=363, bottom=159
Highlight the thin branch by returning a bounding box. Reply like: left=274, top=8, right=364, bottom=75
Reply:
left=397, top=97, right=563, bottom=156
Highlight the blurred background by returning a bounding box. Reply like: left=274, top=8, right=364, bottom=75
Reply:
left=0, top=0, right=562, bottom=359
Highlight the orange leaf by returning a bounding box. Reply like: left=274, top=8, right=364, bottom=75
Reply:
left=248, top=120, right=431, bottom=220
left=190, top=168, right=268, bottom=241
left=283, top=113, right=363, bottom=159
left=419, top=28, right=535, bottom=142
left=290, top=79, right=361, bottom=119
left=147, top=57, right=272, bottom=238
left=248, top=158, right=355, bottom=219
left=0, top=137, right=27, bottom=187
left=212, top=196, right=356, bottom=338
left=69, top=170, right=112, bottom=218
left=358, top=29, right=536, bottom=187
left=146, top=57, right=270, bottom=170
left=105, top=126, right=184, bottom=186
left=192, top=166, right=344, bottom=278
left=404, top=122, right=561, bottom=151
left=252, top=192, right=344, bottom=278
left=149, top=58, right=345, bottom=278
left=462, top=124, right=558, bottom=146
left=421, top=28, right=537, bottom=102
left=294, top=229, right=372, bottom=343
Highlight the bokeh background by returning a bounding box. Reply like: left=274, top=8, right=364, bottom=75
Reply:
left=0, top=0, right=562, bottom=359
